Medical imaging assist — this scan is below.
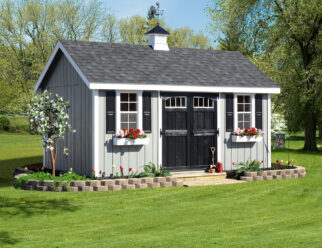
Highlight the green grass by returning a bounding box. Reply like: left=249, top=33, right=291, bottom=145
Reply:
left=0, top=133, right=321, bottom=247
left=0, top=116, right=29, bottom=133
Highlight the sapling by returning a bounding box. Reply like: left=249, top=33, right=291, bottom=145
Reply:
left=29, top=90, right=75, bottom=176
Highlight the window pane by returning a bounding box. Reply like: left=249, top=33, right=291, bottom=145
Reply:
left=244, top=96, right=250, bottom=103
left=121, top=113, right=128, bottom=122
left=129, top=93, right=136, bottom=102
left=129, top=113, right=136, bottom=122
left=244, top=113, right=250, bottom=122
left=129, top=123, right=136, bottom=130
left=121, top=103, right=128, bottom=111
left=238, top=122, right=244, bottom=129
left=181, top=97, right=186, bottom=107
left=194, top=98, right=198, bottom=107
left=121, top=123, right=128, bottom=130
left=209, top=99, right=213, bottom=107
left=238, top=113, right=243, bottom=122
left=204, top=98, right=209, bottom=107
left=244, top=104, right=250, bottom=111
left=171, top=97, right=175, bottom=107
left=129, top=103, right=136, bottom=111
left=199, top=98, right=203, bottom=107
left=244, top=121, right=250, bottom=128
left=238, top=96, right=243, bottom=103
left=176, top=97, right=181, bottom=107
left=165, top=98, right=170, bottom=107
left=238, top=104, right=244, bottom=112
left=121, top=93, right=128, bottom=102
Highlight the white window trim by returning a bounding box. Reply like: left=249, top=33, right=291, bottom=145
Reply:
left=164, top=96, right=187, bottom=109
left=193, top=96, right=215, bottom=109
left=115, top=91, right=142, bottom=133
left=234, top=94, right=255, bottom=130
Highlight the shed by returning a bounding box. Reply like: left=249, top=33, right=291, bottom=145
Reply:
left=35, top=25, right=280, bottom=176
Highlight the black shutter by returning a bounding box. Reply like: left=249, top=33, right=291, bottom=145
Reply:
left=226, top=94, right=234, bottom=132
left=255, top=94, right=263, bottom=129
left=106, top=91, right=115, bottom=133
left=143, top=92, right=152, bottom=133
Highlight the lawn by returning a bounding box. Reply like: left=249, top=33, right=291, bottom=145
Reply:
left=0, top=133, right=321, bottom=248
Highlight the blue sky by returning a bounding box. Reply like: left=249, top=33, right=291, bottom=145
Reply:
left=104, top=0, right=212, bottom=34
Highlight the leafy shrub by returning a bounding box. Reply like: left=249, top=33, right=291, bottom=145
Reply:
left=0, top=116, right=10, bottom=131
left=233, top=160, right=263, bottom=177
left=15, top=172, right=88, bottom=189
left=138, top=162, right=171, bottom=177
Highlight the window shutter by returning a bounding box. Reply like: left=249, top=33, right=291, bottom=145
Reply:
left=226, top=94, right=234, bottom=132
left=106, top=91, right=115, bottom=133
left=143, top=92, right=152, bottom=133
left=255, top=94, right=263, bottom=129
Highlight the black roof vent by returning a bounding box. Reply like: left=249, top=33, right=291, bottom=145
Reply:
left=146, top=25, right=170, bottom=35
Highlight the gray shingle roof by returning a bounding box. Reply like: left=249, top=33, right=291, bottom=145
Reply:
left=59, top=40, right=279, bottom=88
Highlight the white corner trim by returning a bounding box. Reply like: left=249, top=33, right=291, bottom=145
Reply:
left=92, top=90, right=99, bottom=176
left=217, top=94, right=221, bottom=163
left=158, top=91, right=162, bottom=167
left=90, top=83, right=280, bottom=94
left=34, top=41, right=90, bottom=93
left=233, top=94, right=238, bottom=130
left=267, top=94, right=271, bottom=168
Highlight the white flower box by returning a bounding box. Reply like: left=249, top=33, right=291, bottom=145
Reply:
left=232, top=135, right=263, bottom=143
left=113, top=137, right=150, bottom=146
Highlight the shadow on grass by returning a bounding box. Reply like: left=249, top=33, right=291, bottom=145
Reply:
left=0, top=156, right=42, bottom=188
left=0, top=196, right=80, bottom=217
left=0, top=231, right=19, bottom=246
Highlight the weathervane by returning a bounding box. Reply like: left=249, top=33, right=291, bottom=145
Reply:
left=155, top=2, right=164, bottom=25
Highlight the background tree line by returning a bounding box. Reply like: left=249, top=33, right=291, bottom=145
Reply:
left=207, top=0, right=321, bottom=150
left=0, top=0, right=211, bottom=114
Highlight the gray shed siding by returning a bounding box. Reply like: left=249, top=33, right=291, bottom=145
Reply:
left=41, top=51, right=92, bottom=175
left=96, top=91, right=159, bottom=176
left=219, top=94, right=270, bottom=170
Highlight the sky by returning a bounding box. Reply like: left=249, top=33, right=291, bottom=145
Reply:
left=103, top=0, right=212, bottom=34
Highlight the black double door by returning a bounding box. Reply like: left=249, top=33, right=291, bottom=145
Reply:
left=162, top=93, right=218, bottom=170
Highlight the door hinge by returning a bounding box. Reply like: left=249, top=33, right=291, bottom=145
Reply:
left=160, top=129, right=163, bottom=137
left=217, top=128, right=220, bottom=136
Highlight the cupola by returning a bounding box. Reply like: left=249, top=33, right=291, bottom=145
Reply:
left=146, top=25, right=170, bottom=51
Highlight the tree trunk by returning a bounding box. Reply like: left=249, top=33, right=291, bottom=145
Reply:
left=303, top=103, right=317, bottom=151
left=49, top=142, right=56, bottom=176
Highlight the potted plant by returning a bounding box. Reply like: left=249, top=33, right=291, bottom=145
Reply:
left=232, top=127, right=264, bottom=142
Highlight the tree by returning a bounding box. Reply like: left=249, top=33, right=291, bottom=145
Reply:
left=101, top=14, right=118, bottom=43
left=147, top=5, right=156, bottom=20
left=29, top=91, right=74, bottom=176
left=0, top=0, right=105, bottom=114
left=207, top=0, right=322, bottom=151
left=168, top=27, right=211, bottom=49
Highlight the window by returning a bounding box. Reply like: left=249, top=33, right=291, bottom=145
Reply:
left=193, top=97, right=214, bottom=108
left=165, top=96, right=186, bottom=108
left=237, top=95, right=251, bottom=129
left=120, top=93, right=137, bottom=130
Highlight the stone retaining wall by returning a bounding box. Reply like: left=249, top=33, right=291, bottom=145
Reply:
left=13, top=175, right=183, bottom=192
left=240, top=166, right=306, bottom=181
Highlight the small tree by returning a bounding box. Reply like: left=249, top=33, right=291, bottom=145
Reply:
left=29, top=90, right=74, bottom=176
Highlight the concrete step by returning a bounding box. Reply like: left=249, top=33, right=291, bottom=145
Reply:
left=183, top=179, right=245, bottom=187
left=171, top=171, right=227, bottom=182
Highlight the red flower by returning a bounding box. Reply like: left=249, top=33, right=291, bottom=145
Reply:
left=232, top=162, right=235, bottom=166
left=35, top=167, right=39, bottom=171
left=123, top=128, right=127, bottom=131
left=260, top=160, right=263, bottom=164
left=120, top=166, right=124, bottom=171
left=136, top=128, right=140, bottom=133
left=129, top=128, right=134, bottom=133
left=99, top=170, right=102, bottom=174
left=92, top=169, right=95, bottom=172
left=132, top=134, right=137, bottom=139
left=129, top=168, right=132, bottom=172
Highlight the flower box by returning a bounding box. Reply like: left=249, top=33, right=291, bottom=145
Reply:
left=113, top=137, right=150, bottom=146
left=231, top=135, right=263, bottom=143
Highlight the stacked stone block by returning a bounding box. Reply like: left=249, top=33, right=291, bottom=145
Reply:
left=240, top=166, right=306, bottom=182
